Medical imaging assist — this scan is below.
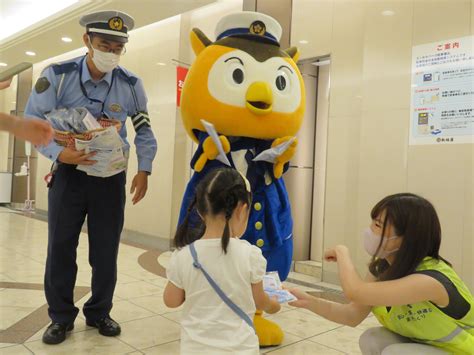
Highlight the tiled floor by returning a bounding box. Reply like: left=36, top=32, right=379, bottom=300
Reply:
left=0, top=208, right=376, bottom=354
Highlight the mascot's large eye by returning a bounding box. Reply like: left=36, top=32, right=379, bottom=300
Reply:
left=274, top=67, right=292, bottom=94
left=232, top=68, right=244, bottom=84
left=225, top=59, right=245, bottom=87
left=275, top=75, right=286, bottom=90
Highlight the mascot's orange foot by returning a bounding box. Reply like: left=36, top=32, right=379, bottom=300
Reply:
left=254, top=310, right=284, bottom=347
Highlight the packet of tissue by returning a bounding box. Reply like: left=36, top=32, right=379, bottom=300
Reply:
left=45, top=107, right=92, bottom=133
left=266, top=289, right=297, bottom=304
left=263, top=271, right=297, bottom=304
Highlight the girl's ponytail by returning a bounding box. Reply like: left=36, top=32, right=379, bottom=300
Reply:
left=221, top=192, right=237, bottom=253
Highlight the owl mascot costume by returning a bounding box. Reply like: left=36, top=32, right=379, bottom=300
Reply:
left=178, top=11, right=305, bottom=347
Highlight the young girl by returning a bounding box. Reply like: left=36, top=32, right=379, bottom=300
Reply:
left=289, top=193, right=474, bottom=355
left=163, top=168, right=280, bottom=354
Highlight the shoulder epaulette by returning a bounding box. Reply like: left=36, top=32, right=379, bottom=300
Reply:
left=52, top=62, right=79, bottom=75
left=115, top=67, right=138, bottom=86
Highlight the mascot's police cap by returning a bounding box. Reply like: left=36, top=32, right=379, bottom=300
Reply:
left=215, top=11, right=282, bottom=46
left=80, top=10, right=134, bottom=43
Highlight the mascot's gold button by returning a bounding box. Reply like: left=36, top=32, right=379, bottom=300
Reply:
left=254, top=202, right=262, bottom=211
left=256, top=239, right=264, bottom=247
left=255, top=221, right=263, bottom=230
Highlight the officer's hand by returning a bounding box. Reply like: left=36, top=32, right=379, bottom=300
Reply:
left=58, top=147, right=97, bottom=165
left=130, top=171, right=148, bottom=205
left=12, top=118, right=54, bottom=146
left=194, top=135, right=230, bottom=172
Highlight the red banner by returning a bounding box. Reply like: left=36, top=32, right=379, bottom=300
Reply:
left=176, top=66, right=188, bottom=107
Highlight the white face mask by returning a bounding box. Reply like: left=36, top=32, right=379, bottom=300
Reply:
left=88, top=39, right=120, bottom=73
left=363, top=227, right=400, bottom=259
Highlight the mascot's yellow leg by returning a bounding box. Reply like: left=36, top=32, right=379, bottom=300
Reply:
left=254, top=310, right=284, bottom=347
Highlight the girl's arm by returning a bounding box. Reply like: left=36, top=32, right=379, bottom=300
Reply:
left=251, top=281, right=281, bottom=314
left=163, top=281, right=185, bottom=308
left=289, top=274, right=374, bottom=327
left=329, top=245, right=449, bottom=307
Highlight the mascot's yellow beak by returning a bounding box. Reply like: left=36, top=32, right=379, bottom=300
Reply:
left=245, top=82, right=273, bottom=115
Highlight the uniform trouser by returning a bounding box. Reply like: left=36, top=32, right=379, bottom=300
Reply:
left=45, top=164, right=126, bottom=324
left=359, top=327, right=449, bottom=354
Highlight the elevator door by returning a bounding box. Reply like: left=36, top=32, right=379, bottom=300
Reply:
left=284, top=60, right=318, bottom=261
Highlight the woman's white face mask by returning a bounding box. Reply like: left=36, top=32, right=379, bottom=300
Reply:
left=88, top=37, right=120, bottom=73
left=363, top=227, right=400, bottom=259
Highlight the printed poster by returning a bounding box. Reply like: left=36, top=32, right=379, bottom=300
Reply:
left=409, top=36, right=473, bottom=145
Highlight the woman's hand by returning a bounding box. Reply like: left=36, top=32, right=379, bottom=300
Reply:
left=324, top=245, right=350, bottom=262
left=288, top=288, right=315, bottom=309
left=324, top=248, right=338, bottom=262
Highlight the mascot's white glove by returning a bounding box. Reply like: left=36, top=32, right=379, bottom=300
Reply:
left=272, top=136, right=298, bottom=178
left=194, top=135, right=231, bottom=172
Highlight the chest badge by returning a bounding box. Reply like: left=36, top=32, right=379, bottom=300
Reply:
left=109, top=103, right=122, bottom=113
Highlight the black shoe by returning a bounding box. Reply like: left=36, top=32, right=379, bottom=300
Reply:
left=86, top=316, right=121, bottom=336
left=42, top=322, right=74, bottom=344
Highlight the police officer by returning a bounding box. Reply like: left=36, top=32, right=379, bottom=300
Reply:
left=24, top=10, right=157, bottom=344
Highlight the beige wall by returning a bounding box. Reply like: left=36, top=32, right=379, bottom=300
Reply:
left=0, top=76, right=17, bottom=172
left=292, top=0, right=473, bottom=289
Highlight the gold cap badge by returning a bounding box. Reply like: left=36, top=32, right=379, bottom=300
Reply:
left=108, top=17, right=123, bottom=31
left=249, top=21, right=266, bottom=36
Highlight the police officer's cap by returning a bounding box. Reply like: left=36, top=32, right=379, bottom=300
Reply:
left=80, top=10, right=134, bottom=43
left=215, top=11, right=282, bottom=46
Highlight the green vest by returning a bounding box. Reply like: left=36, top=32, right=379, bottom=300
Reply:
left=372, top=257, right=474, bottom=354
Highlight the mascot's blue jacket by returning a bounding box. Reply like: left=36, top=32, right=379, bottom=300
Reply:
left=178, top=131, right=294, bottom=281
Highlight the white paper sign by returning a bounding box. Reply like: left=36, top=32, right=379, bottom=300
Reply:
left=409, top=36, right=474, bottom=145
